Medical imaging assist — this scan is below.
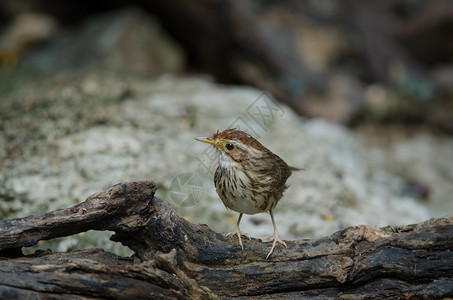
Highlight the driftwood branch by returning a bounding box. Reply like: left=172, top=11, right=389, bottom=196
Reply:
left=0, top=181, right=452, bottom=299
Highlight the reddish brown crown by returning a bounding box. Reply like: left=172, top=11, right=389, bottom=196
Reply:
left=212, top=129, right=268, bottom=152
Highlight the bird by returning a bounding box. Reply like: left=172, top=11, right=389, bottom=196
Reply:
left=195, top=128, right=294, bottom=258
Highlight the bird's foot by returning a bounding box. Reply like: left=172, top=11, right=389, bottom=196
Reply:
left=264, top=232, right=287, bottom=259
left=226, top=226, right=251, bottom=250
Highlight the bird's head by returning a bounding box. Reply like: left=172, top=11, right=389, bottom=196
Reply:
left=195, top=129, right=267, bottom=163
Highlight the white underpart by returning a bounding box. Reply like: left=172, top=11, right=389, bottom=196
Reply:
left=216, top=149, right=265, bottom=214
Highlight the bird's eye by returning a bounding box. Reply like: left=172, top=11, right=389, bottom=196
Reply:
left=225, top=143, right=235, bottom=151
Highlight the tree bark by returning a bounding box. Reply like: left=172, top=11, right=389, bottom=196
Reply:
left=0, top=181, right=452, bottom=299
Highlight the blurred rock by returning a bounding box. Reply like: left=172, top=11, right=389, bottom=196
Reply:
left=432, top=65, right=453, bottom=90
left=0, top=12, right=57, bottom=67
left=364, top=84, right=396, bottom=118
left=402, top=181, right=430, bottom=200
left=356, top=129, right=453, bottom=218
left=301, top=74, right=365, bottom=123
left=265, top=9, right=344, bottom=74
left=262, top=6, right=370, bottom=124
left=21, top=7, right=185, bottom=75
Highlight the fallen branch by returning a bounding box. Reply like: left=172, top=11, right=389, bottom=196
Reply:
left=0, top=181, right=452, bottom=298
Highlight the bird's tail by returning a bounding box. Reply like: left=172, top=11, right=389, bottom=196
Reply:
left=290, top=166, right=304, bottom=171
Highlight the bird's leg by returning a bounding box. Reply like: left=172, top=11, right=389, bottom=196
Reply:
left=264, top=208, right=287, bottom=259
left=226, top=213, right=251, bottom=249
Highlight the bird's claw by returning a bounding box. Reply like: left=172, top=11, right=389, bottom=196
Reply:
left=226, top=227, right=251, bottom=250
left=264, top=233, right=287, bottom=259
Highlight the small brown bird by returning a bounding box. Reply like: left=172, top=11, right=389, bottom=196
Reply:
left=196, top=128, right=294, bottom=258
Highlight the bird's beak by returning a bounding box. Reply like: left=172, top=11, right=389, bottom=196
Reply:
left=195, top=136, right=217, bottom=147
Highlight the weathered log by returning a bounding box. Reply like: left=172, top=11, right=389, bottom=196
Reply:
left=0, top=181, right=452, bottom=299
